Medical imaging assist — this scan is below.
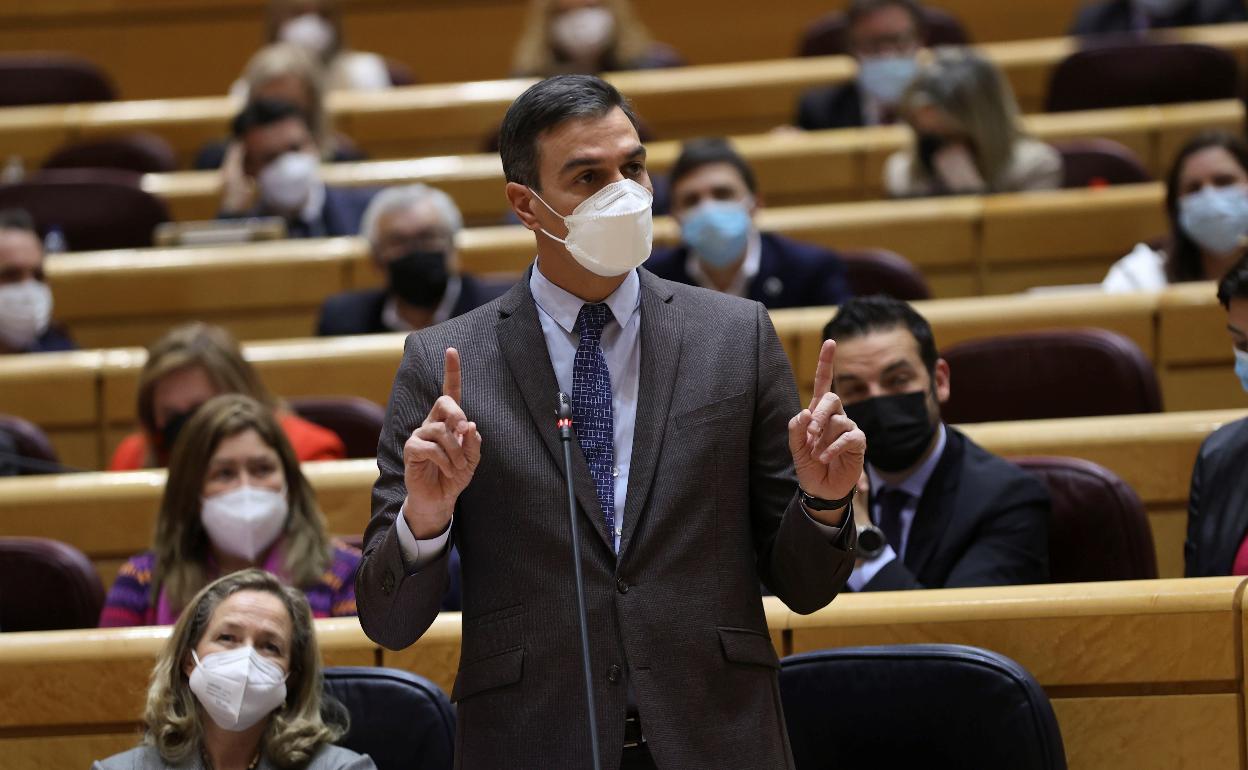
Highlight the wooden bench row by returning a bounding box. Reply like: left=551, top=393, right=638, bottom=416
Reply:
left=2, top=577, right=1245, bottom=769
left=3, top=22, right=1247, bottom=166
left=142, top=100, right=1244, bottom=225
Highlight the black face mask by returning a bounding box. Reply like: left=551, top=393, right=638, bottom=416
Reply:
left=843, top=390, right=938, bottom=473
left=916, top=133, right=946, bottom=171
left=160, top=407, right=198, bottom=454
left=387, top=250, right=450, bottom=310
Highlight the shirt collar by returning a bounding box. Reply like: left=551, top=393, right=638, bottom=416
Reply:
left=529, top=259, right=640, bottom=334
left=381, top=275, right=463, bottom=332
left=685, top=228, right=761, bottom=298
left=297, top=179, right=327, bottom=225
left=867, top=422, right=947, bottom=499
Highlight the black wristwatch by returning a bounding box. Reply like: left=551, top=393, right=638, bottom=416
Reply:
left=856, top=524, right=887, bottom=560
left=798, top=487, right=852, bottom=511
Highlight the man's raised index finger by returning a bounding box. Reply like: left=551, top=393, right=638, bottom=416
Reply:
left=443, top=347, right=462, bottom=403
left=811, top=339, right=837, bottom=406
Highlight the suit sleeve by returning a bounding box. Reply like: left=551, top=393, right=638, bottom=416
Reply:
left=355, top=332, right=452, bottom=650
left=1184, top=440, right=1208, bottom=577
left=748, top=302, right=857, bottom=614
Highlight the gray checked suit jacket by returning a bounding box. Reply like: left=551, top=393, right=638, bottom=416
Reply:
left=357, top=268, right=856, bottom=769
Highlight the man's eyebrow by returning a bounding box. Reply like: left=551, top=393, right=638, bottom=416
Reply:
left=880, top=359, right=914, bottom=377
left=559, top=145, right=647, bottom=175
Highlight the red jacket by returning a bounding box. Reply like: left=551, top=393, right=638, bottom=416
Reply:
left=109, top=412, right=345, bottom=471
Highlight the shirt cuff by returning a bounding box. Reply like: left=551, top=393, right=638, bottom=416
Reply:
left=801, top=500, right=850, bottom=537
left=847, top=545, right=897, bottom=592
left=395, top=505, right=453, bottom=572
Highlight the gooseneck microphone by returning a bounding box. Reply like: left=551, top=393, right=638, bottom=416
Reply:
left=556, top=392, right=603, bottom=770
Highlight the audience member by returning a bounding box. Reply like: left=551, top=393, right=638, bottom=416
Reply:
left=264, top=0, right=392, bottom=91
left=645, top=139, right=851, bottom=307
left=0, top=208, right=75, bottom=355
left=0, top=431, right=16, bottom=477
left=510, top=0, right=683, bottom=77
left=218, top=99, right=376, bottom=238
left=1104, top=131, right=1248, bottom=292
left=1071, top=0, right=1247, bottom=36
left=796, top=0, right=924, bottom=131
left=824, top=296, right=1051, bottom=590
left=101, top=395, right=360, bottom=627
left=109, top=323, right=344, bottom=470
left=884, top=48, right=1062, bottom=197
left=316, top=184, right=503, bottom=336
left=94, top=568, right=375, bottom=770
left=1185, top=256, right=1248, bottom=576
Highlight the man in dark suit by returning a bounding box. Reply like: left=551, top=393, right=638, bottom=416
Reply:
left=218, top=99, right=375, bottom=238
left=316, top=184, right=505, bottom=336
left=824, top=296, right=1050, bottom=591
left=356, top=75, right=863, bottom=769
left=0, top=208, right=75, bottom=355
left=1070, top=0, right=1247, bottom=36
left=796, top=0, right=924, bottom=131
left=645, top=138, right=851, bottom=309
left=1185, top=257, right=1248, bottom=576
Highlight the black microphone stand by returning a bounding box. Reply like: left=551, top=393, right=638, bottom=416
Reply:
left=557, top=392, right=603, bottom=770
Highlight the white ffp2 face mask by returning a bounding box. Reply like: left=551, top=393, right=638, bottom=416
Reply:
left=550, top=7, right=615, bottom=60
left=279, top=13, right=336, bottom=58
left=258, top=151, right=320, bottom=216
left=0, top=279, right=53, bottom=352
left=200, top=484, right=289, bottom=562
left=530, top=179, right=654, bottom=277
left=189, top=646, right=288, bottom=732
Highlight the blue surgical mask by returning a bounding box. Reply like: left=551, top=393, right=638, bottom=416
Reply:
left=858, top=54, right=918, bottom=106
left=1235, top=347, right=1248, bottom=393
left=1179, top=185, right=1248, bottom=256
left=681, top=200, right=752, bottom=268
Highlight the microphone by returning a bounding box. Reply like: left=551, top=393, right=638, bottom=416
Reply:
left=556, top=392, right=603, bottom=770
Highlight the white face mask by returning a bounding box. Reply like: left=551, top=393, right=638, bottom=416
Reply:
left=1179, top=184, right=1248, bottom=256
left=550, top=7, right=615, bottom=60
left=279, top=13, right=336, bottom=58
left=858, top=54, right=919, bottom=106
left=189, top=646, right=288, bottom=732
left=258, top=152, right=320, bottom=216
left=0, top=279, right=53, bottom=352
left=201, top=484, right=289, bottom=562
left=530, top=179, right=654, bottom=277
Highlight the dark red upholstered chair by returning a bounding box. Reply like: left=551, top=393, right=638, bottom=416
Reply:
left=1012, top=456, right=1158, bottom=582
left=1054, top=139, right=1152, bottom=188
left=1045, top=42, right=1238, bottom=112
left=798, top=8, right=970, bottom=57
left=841, top=248, right=932, bottom=300
left=0, top=537, right=105, bottom=630
left=383, top=57, right=418, bottom=87
left=0, top=53, right=116, bottom=106
left=941, top=329, right=1162, bottom=424
left=0, top=414, right=60, bottom=476
left=0, top=169, right=169, bottom=250
left=288, top=396, right=386, bottom=459
left=43, top=132, right=178, bottom=174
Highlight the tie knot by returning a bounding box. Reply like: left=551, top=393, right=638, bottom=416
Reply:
left=877, top=487, right=911, bottom=509
left=575, top=303, right=613, bottom=342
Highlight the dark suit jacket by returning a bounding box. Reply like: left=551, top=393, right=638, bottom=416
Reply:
left=796, top=81, right=866, bottom=131
left=222, top=186, right=376, bottom=238
left=862, top=427, right=1051, bottom=591
left=1070, top=0, right=1247, bottom=34
left=357, top=269, right=856, bottom=769
left=645, top=232, right=851, bottom=309
left=314, top=275, right=507, bottom=336
left=25, top=324, right=76, bottom=354
left=1185, top=415, right=1248, bottom=576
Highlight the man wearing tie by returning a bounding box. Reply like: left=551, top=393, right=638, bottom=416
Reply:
left=356, top=75, right=863, bottom=769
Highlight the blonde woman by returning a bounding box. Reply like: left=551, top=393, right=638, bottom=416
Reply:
left=94, top=569, right=375, bottom=770
left=109, top=323, right=344, bottom=470
left=510, top=0, right=682, bottom=77
left=101, top=394, right=359, bottom=627
left=884, top=48, right=1062, bottom=197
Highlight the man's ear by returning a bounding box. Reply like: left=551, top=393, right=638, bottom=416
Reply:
left=506, top=182, right=544, bottom=233
left=933, top=358, right=951, bottom=405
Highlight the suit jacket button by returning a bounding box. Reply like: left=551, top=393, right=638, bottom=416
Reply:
left=607, top=665, right=622, bottom=683
left=616, top=579, right=630, bottom=595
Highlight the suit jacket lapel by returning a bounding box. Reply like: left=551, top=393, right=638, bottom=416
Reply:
left=495, top=276, right=615, bottom=553
left=904, top=426, right=964, bottom=577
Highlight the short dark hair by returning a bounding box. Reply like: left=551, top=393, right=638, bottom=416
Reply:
left=1165, top=131, right=1248, bottom=283
left=1217, top=254, right=1248, bottom=308
left=668, top=137, right=758, bottom=197
left=230, top=98, right=309, bottom=139
left=0, top=208, right=36, bottom=233
left=498, top=75, right=640, bottom=190
left=823, top=295, right=939, bottom=374
left=846, top=0, right=926, bottom=38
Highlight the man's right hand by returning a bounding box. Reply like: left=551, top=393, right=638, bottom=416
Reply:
left=220, top=141, right=256, bottom=215
left=402, top=347, right=482, bottom=539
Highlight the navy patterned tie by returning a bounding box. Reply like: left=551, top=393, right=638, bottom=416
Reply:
left=876, top=487, right=912, bottom=556
left=572, top=302, right=616, bottom=547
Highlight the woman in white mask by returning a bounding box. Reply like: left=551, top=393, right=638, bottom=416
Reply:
left=1104, top=131, right=1248, bottom=292
left=0, top=208, right=76, bottom=355
left=100, top=394, right=360, bottom=627
left=263, top=0, right=391, bottom=92
left=510, top=0, right=683, bottom=77
left=94, top=568, right=375, bottom=770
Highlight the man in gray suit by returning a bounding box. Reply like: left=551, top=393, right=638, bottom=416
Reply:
left=357, top=75, right=863, bottom=769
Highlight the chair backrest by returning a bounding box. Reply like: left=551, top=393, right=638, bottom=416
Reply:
left=322, top=666, right=455, bottom=770
left=0, top=169, right=169, bottom=251
left=1054, top=138, right=1152, bottom=188
left=0, top=414, right=61, bottom=476
left=287, top=396, right=386, bottom=459
left=798, top=7, right=969, bottom=57
left=0, top=537, right=105, bottom=631
left=840, top=248, right=931, bottom=300
left=780, top=644, right=1067, bottom=770
left=1046, top=42, right=1238, bottom=112
left=0, top=54, right=115, bottom=107
left=1012, top=456, right=1158, bottom=582
left=383, top=57, right=418, bottom=87
left=940, top=328, right=1162, bottom=424
left=43, top=132, right=178, bottom=174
